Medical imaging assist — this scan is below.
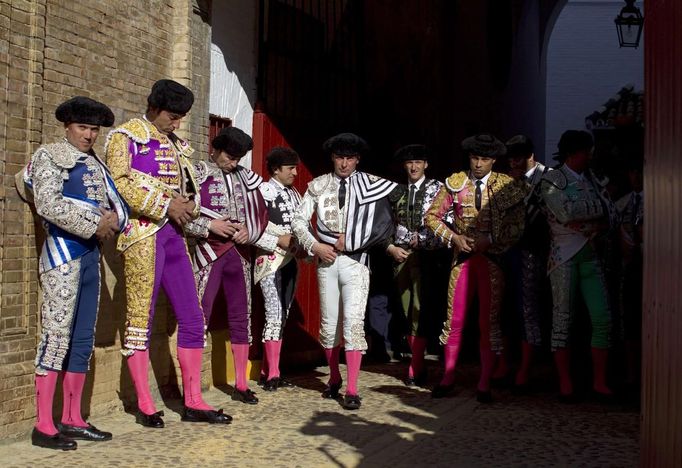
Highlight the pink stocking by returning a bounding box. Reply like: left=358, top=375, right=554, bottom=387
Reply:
left=409, top=336, right=427, bottom=378
left=260, top=354, right=269, bottom=381
left=35, top=371, right=59, bottom=435
left=127, top=350, right=157, bottom=415
left=345, top=350, right=362, bottom=396
left=516, top=341, right=534, bottom=386
left=554, top=348, right=573, bottom=395
left=442, top=262, right=471, bottom=386
left=406, top=336, right=415, bottom=378
left=440, top=344, right=461, bottom=386
left=324, top=346, right=342, bottom=385
left=264, top=340, right=282, bottom=380
left=231, top=343, right=250, bottom=392
left=478, top=346, right=495, bottom=392
left=591, top=347, right=612, bottom=395
left=177, top=347, right=213, bottom=410
left=61, top=372, right=88, bottom=427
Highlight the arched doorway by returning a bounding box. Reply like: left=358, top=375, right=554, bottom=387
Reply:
left=544, top=0, right=644, bottom=159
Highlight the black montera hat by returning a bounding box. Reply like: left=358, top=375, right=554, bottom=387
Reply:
left=266, top=146, right=299, bottom=174
left=394, top=144, right=428, bottom=162
left=553, top=130, right=593, bottom=160
left=323, top=133, right=369, bottom=157
left=461, top=133, right=506, bottom=158
left=212, top=126, right=253, bottom=157
left=505, top=135, right=534, bottom=159
left=147, top=79, right=194, bottom=114
left=55, top=96, right=115, bottom=127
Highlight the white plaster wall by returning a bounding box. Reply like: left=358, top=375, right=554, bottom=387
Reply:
left=210, top=0, right=258, bottom=168
left=545, top=0, right=644, bottom=159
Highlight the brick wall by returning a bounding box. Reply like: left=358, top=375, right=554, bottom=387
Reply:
left=0, top=0, right=213, bottom=440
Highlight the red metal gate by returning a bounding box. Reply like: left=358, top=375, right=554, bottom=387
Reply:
left=251, top=0, right=364, bottom=366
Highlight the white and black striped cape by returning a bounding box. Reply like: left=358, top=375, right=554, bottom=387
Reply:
left=317, top=172, right=397, bottom=265
left=195, top=165, right=268, bottom=268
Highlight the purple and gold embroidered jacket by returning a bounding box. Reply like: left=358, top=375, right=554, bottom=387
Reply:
left=105, top=117, right=200, bottom=252
left=184, top=162, right=268, bottom=268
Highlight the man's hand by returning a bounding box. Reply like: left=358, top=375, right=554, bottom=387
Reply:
left=387, top=244, right=410, bottom=263
left=184, top=199, right=197, bottom=217
left=168, top=194, right=193, bottom=226
left=209, top=218, right=238, bottom=238
left=313, top=242, right=337, bottom=263
left=95, top=209, right=119, bottom=241
left=109, top=210, right=120, bottom=232
left=277, top=234, right=293, bottom=250
left=334, top=233, right=345, bottom=252
left=452, top=233, right=474, bottom=254
left=231, top=224, right=249, bottom=244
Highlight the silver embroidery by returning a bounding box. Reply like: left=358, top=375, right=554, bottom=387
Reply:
left=35, top=261, right=81, bottom=373
left=261, top=272, right=286, bottom=341
left=31, top=145, right=103, bottom=240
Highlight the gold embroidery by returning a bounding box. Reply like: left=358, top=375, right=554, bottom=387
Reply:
left=106, top=118, right=201, bottom=252
left=440, top=262, right=462, bottom=344
left=487, top=260, right=505, bottom=351
left=122, top=236, right=156, bottom=352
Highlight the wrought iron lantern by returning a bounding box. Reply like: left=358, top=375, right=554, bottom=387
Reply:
left=614, top=0, right=644, bottom=48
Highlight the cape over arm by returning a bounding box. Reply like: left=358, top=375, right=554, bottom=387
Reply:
left=31, top=148, right=101, bottom=239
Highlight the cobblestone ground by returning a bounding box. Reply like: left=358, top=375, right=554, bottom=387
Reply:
left=0, top=361, right=639, bottom=467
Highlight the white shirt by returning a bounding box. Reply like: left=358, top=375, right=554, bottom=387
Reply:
left=525, top=163, right=539, bottom=180
left=407, top=175, right=426, bottom=191
left=469, top=171, right=492, bottom=189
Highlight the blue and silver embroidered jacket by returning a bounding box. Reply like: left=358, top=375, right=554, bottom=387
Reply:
left=24, top=141, right=128, bottom=273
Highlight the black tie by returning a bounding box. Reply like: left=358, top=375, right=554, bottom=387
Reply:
left=475, top=180, right=483, bottom=211
left=339, top=178, right=347, bottom=208
left=408, top=184, right=416, bottom=210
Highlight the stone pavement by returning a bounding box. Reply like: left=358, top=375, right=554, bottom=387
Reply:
left=0, top=361, right=639, bottom=467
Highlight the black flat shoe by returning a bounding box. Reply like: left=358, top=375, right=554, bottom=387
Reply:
left=342, top=394, right=362, bottom=410
left=257, top=375, right=267, bottom=387
left=232, top=388, right=259, bottom=404
left=431, top=383, right=455, bottom=399
left=31, top=428, right=77, bottom=450
left=182, top=407, right=232, bottom=424
left=136, top=410, right=165, bottom=428
left=476, top=390, right=493, bottom=404
left=276, top=377, right=294, bottom=388
left=263, top=378, right=280, bottom=392
left=57, top=423, right=112, bottom=441
left=405, top=369, right=428, bottom=387
left=322, top=380, right=343, bottom=399
left=414, top=369, right=428, bottom=387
